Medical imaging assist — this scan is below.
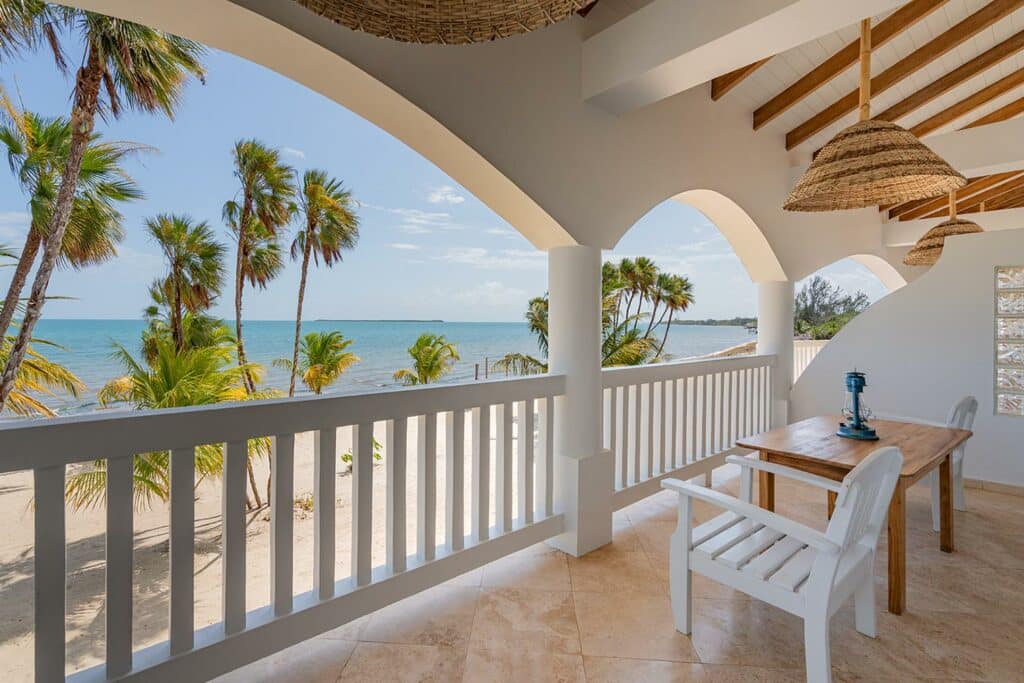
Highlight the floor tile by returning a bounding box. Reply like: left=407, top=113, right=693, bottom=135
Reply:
left=481, top=547, right=571, bottom=591
left=574, top=590, right=700, bottom=662
left=360, top=584, right=480, bottom=648
left=213, top=637, right=356, bottom=683
left=464, top=647, right=585, bottom=682
left=339, top=642, right=465, bottom=682
left=469, top=588, right=581, bottom=655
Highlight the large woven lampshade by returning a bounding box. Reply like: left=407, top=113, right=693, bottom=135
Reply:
left=903, top=192, right=982, bottom=267
left=293, top=0, right=597, bottom=44
left=784, top=19, right=965, bottom=212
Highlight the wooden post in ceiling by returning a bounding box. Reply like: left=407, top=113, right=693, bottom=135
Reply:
left=859, top=19, right=872, bottom=122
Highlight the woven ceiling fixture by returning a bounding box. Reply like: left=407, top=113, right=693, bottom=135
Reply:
left=903, top=191, right=983, bottom=267
left=292, top=0, right=598, bottom=45
left=784, top=19, right=966, bottom=212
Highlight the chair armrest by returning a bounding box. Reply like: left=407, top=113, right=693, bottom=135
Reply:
left=726, top=454, right=842, bottom=493
left=661, top=479, right=841, bottom=555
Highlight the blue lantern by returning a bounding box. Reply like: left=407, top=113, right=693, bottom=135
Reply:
left=837, top=370, right=879, bottom=440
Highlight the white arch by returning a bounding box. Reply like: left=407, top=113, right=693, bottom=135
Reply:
left=671, top=189, right=788, bottom=283
left=62, top=0, right=574, bottom=250
left=849, top=254, right=908, bottom=292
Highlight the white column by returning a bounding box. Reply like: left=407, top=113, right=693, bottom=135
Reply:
left=546, top=245, right=612, bottom=556
left=757, top=280, right=794, bottom=428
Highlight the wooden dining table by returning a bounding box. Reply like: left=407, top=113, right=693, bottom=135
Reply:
left=736, top=415, right=972, bottom=614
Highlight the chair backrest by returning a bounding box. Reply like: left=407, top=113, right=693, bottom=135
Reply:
left=946, top=395, right=978, bottom=430
left=826, top=447, right=904, bottom=552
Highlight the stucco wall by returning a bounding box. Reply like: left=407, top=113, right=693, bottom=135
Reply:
left=791, top=229, right=1024, bottom=487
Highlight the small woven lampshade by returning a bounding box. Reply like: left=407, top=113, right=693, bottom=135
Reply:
left=293, top=0, right=597, bottom=44
left=784, top=19, right=966, bottom=212
left=902, top=192, right=982, bottom=267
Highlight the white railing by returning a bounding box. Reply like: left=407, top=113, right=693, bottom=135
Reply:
left=794, top=339, right=828, bottom=382
left=0, top=374, right=564, bottom=682
left=602, top=354, right=776, bottom=509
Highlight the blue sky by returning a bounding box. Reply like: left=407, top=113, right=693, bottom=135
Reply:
left=0, top=39, right=888, bottom=322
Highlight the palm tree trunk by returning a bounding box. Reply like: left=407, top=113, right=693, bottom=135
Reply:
left=171, top=277, right=184, bottom=351
left=288, top=238, right=312, bottom=397
left=233, top=232, right=255, bottom=394
left=0, top=46, right=103, bottom=411
left=657, top=310, right=675, bottom=355
left=0, top=228, right=41, bottom=339
left=246, top=450, right=261, bottom=510
left=643, top=299, right=662, bottom=338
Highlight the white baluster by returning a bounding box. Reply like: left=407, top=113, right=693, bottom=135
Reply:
left=541, top=396, right=555, bottom=518
left=645, top=382, right=655, bottom=479
left=496, top=402, right=514, bottom=534
left=660, top=381, right=668, bottom=474
left=170, top=447, right=195, bottom=654
left=314, top=429, right=336, bottom=599
left=222, top=440, right=247, bottom=635
left=517, top=399, right=535, bottom=524
left=633, top=385, right=642, bottom=482
left=34, top=464, right=65, bottom=683
left=271, top=435, right=294, bottom=616
left=610, top=387, right=622, bottom=489
left=107, top=454, right=134, bottom=676
left=352, top=422, right=373, bottom=586
left=445, top=410, right=465, bottom=551
left=472, top=406, right=490, bottom=542
left=387, top=418, right=408, bottom=573
left=417, top=413, right=437, bottom=561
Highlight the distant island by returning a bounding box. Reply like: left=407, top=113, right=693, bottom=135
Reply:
left=673, top=317, right=756, bottom=329
left=314, top=319, right=444, bottom=323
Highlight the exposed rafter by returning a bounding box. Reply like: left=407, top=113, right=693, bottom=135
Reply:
left=786, top=0, right=1024, bottom=150
left=911, top=171, right=1024, bottom=219
left=962, top=95, right=1024, bottom=129
left=910, top=67, right=1024, bottom=137
left=711, top=57, right=772, bottom=100
left=875, top=28, right=1024, bottom=124
left=753, top=0, right=946, bottom=130
left=889, top=171, right=1020, bottom=219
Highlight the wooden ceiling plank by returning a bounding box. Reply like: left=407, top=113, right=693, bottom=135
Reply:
left=876, top=28, right=1024, bottom=123
left=910, top=66, right=1024, bottom=137
left=754, top=0, right=948, bottom=130
left=887, top=174, right=984, bottom=219
left=964, top=183, right=1024, bottom=211
left=962, top=94, right=1024, bottom=128
left=785, top=0, right=1024, bottom=150
left=894, top=172, right=1020, bottom=219
left=912, top=172, right=1024, bottom=218
left=711, top=57, right=772, bottom=100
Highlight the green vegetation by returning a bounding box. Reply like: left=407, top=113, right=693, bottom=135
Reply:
left=673, top=317, right=756, bottom=328
left=794, top=276, right=869, bottom=340
left=394, top=333, right=460, bottom=385
left=276, top=330, right=359, bottom=395
left=494, top=257, right=694, bottom=376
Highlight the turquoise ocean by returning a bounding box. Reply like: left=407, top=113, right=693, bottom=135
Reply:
left=27, top=320, right=753, bottom=415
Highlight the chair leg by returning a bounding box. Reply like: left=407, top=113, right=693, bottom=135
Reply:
left=853, top=574, right=877, bottom=638
left=804, top=612, right=832, bottom=683
left=669, top=531, right=692, bottom=634
left=929, top=470, right=941, bottom=533
left=953, top=461, right=966, bottom=511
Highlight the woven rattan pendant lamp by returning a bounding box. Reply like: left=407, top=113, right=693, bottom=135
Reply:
left=784, top=19, right=966, bottom=211
left=293, top=0, right=597, bottom=44
left=903, top=192, right=983, bottom=266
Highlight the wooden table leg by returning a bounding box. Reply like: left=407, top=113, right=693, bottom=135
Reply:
left=826, top=490, right=837, bottom=519
left=758, top=453, right=775, bottom=511
left=939, top=454, right=955, bottom=553
left=887, top=480, right=906, bottom=614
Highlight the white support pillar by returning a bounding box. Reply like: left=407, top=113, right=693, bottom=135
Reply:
left=546, top=245, right=613, bottom=557
left=757, top=281, right=794, bottom=428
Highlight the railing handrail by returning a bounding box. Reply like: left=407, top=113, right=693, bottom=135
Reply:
left=601, top=353, right=776, bottom=388
left=0, top=373, right=566, bottom=473
left=794, top=339, right=828, bottom=347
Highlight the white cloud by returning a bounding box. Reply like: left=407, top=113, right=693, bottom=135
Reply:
left=389, top=243, right=420, bottom=251
left=282, top=147, right=306, bottom=159
left=362, top=203, right=465, bottom=233
left=453, top=281, right=527, bottom=307
left=427, top=185, right=466, bottom=205
left=0, top=211, right=30, bottom=241
left=437, top=247, right=545, bottom=271
left=486, top=227, right=517, bottom=239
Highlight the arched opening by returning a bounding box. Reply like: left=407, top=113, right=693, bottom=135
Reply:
left=59, top=0, right=573, bottom=250
left=607, top=190, right=784, bottom=360
left=849, top=254, right=908, bottom=292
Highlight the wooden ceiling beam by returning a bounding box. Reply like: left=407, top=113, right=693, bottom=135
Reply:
left=785, top=0, right=1024, bottom=150
left=711, top=57, right=772, bottom=100
left=910, top=66, right=1024, bottom=137
left=893, top=172, right=1020, bottom=220
left=913, top=172, right=1024, bottom=218
left=875, top=28, right=1024, bottom=123
left=965, top=183, right=1024, bottom=211
left=754, top=0, right=947, bottom=130
left=961, top=94, right=1024, bottom=128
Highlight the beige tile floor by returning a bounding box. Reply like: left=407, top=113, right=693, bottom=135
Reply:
left=216, top=475, right=1024, bottom=682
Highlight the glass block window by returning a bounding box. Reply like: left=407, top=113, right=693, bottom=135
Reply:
left=996, top=266, right=1024, bottom=416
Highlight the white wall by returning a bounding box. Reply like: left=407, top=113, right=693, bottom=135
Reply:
left=791, top=229, right=1024, bottom=487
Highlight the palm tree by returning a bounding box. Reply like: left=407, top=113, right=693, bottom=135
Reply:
left=393, top=333, right=460, bottom=385
left=0, top=7, right=206, bottom=410
left=276, top=330, right=359, bottom=395
left=0, top=334, right=84, bottom=417
left=66, top=339, right=270, bottom=510
left=0, top=102, right=143, bottom=339
left=655, top=274, right=695, bottom=355
left=629, top=256, right=659, bottom=331
left=288, top=170, right=359, bottom=396
left=224, top=139, right=295, bottom=393
left=145, top=214, right=225, bottom=350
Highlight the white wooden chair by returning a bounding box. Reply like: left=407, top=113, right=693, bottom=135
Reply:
left=662, top=447, right=903, bottom=683
left=877, top=396, right=977, bottom=531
